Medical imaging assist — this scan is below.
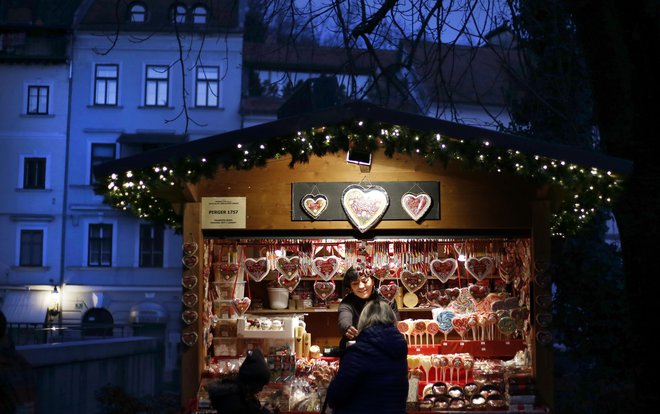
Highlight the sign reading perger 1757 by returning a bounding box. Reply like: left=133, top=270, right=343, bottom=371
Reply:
left=202, top=197, right=246, bottom=229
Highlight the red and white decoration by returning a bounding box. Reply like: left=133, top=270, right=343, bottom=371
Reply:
left=301, top=194, right=329, bottom=219
left=341, top=184, right=389, bottom=233
left=401, top=192, right=432, bottom=221
left=311, top=256, right=341, bottom=281
left=244, top=257, right=270, bottom=282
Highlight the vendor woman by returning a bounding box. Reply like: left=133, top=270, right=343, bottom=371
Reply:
left=338, top=267, right=399, bottom=350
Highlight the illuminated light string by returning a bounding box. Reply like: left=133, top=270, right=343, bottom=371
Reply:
left=95, top=121, right=624, bottom=235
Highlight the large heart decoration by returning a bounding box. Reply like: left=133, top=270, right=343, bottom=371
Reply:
left=182, top=292, right=198, bottom=307
left=182, top=241, right=198, bottom=256
left=278, top=274, right=301, bottom=292
left=378, top=283, right=398, bottom=303
left=301, top=194, right=329, bottom=219
left=182, top=274, right=198, bottom=289
left=181, top=309, right=198, bottom=325
left=465, top=256, right=495, bottom=281
left=275, top=256, right=300, bottom=279
left=341, top=184, right=389, bottom=233
left=244, top=258, right=270, bottom=282
left=182, top=255, right=198, bottom=269
left=181, top=331, right=198, bottom=347
left=400, top=192, right=432, bottom=221
left=232, top=297, right=251, bottom=316
left=430, top=258, right=458, bottom=283
left=400, top=270, right=427, bottom=293
left=311, top=256, right=340, bottom=281
left=313, top=281, right=336, bottom=300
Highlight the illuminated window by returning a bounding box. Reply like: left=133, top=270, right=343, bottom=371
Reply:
left=195, top=66, right=219, bottom=107
left=27, top=85, right=49, bottom=114
left=145, top=65, right=169, bottom=106
left=129, top=3, right=147, bottom=23
left=192, top=5, right=207, bottom=24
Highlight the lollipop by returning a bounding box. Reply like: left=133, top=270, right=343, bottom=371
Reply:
left=431, top=355, right=442, bottom=382
left=463, top=356, right=474, bottom=383
left=426, top=320, right=440, bottom=347
left=497, top=316, right=516, bottom=339
left=413, top=320, right=427, bottom=346
left=450, top=355, right=463, bottom=384
left=397, top=319, right=412, bottom=345
left=436, top=310, right=455, bottom=341
left=486, top=312, right=498, bottom=340
left=467, top=314, right=478, bottom=341
left=420, top=354, right=433, bottom=383
left=439, top=356, right=449, bottom=382
left=451, top=316, right=469, bottom=340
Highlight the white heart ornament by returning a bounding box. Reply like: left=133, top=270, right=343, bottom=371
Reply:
left=182, top=274, right=198, bottom=289
left=301, top=194, right=329, bottom=219
left=311, top=256, right=340, bottom=281
left=313, top=281, right=336, bottom=300
left=400, top=270, right=427, bottom=293
left=278, top=274, right=301, bottom=292
left=378, top=283, right=398, bottom=303
left=233, top=297, right=251, bottom=316
left=244, top=257, right=270, bottom=282
left=182, top=241, right=198, bottom=256
left=401, top=192, right=432, bottom=221
left=341, top=184, right=389, bottom=233
left=182, top=309, right=198, bottom=325
left=465, top=256, right=496, bottom=281
left=275, top=256, right=300, bottom=279
left=430, top=258, right=458, bottom=282
left=181, top=331, right=198, bottom=347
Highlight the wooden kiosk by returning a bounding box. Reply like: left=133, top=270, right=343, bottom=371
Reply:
left=95, top=102, right=631, bottom=413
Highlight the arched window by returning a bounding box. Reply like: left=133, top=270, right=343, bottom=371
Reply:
left=192, top=5, right=207, bottom=24
left=170, top=3, right=187, bottom=24
left=129, top=3, right=147, bottom=23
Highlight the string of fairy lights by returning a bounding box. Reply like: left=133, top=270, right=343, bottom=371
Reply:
left=96, top=120, right=624, bottom=236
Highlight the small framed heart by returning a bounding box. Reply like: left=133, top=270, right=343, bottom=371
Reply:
left=182, top=241, right=198, bottom=256
left=400, top=270, right=427, bottom=293
left=313, top=281, right=336, bottom=300
left=182, top=275, right=198, bottom=289
left=311, top=256, right=340, bottom=281
left=278, top=274, right=301, bottom=292
left=181, top=331, right=198, bottom=347
left=430, top=258, right=458, bottom=283
left=182, top=255, right=198, bottom=269
left=301, top=194, right=329, bottom=219
left=400, top=192, right=432, bottom=221
left=244, top=258, right=270, bottom=282
left=181, top=310, right=198, bottom=325
left=275, top=256, right=300, bottom=279
left=182, top=292, right=198, bottom=307
left=232, top=297, right=252, bottom=316
left=378, top=283, right=398, bottom=303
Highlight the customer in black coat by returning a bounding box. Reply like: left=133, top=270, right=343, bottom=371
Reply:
left=207, top=348, right=271, bottom=414
left=327, top=299, right=408, bottom=414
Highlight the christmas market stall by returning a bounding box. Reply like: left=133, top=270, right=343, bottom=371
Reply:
left=94, top=102, right=631, bottom=413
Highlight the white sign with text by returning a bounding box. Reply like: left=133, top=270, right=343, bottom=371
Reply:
left=202, top=197, right=246, bottom=229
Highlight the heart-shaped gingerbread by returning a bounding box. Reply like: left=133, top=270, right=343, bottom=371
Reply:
left=311, top=256, right=340, bottom=281
left=181, top=309, right=198, bottom=325
left=400, top=270, right=427, bottom=293
left=182, top=241, right=198, bottom=256
left=401, top=192, right=432, bottom=221
left=182, top=255, right=198, bottom=269
left=465, top=256, right=495, bottom=281
left=341, top=184, right=389, bottom=233
left=430, top=258, right=458, bottom=283
left=536, top=329, right=553, bottom=345
left=244, top=258, right=270, bottom=282
left=278, top=274, right=301, bottom=292
left=438, top=293, right=451, bottom=307
left=425, top=289, right=441, bottom=302
left=372, top=265, right=389, bottom=281
left=219, top=263, right=239, bottom=280
left=232, top=297, right=251, bottom=316
left=536, top=313, right=552, bottom=328
left=451, top=316, right=469, bottom=338
left=275, top=256, right=300, bottom=279
left=182, top=274, right=198, bottom=289
left=181, top=331, right=198, bottom=347
left=314, top=281, right=336, bottom=300
left=378, top=283, right=398, bottom=302
left=535, top=294, right=552, bottom=309
left=468, top=284, right=490, bottom=301
left=445, top=287, right=460, bottom=300
left=301, top=194, right=329, bottom=219
left=182, top=292, right=198, bottom=307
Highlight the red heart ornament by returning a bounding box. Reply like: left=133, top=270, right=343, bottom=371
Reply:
left=182, top=292, right=198, bottom=307
left=400, top=270, right=427, bottom=293
left=452, top=316, right=469, bottom=338
left=438, top=293, right=451, bottom=307
left=181, top=331, right=198, bottom=347
left=378, top=283, right=398, bottom=303
left=182, top=274, right=198, bottom=289
left=182, top=241, right=198, bottom=256
left=232, top=297, right=251, bottom=316
left=313, top=281, right=336, bottom=300
left=181, top=309, right=198, bottom=325
left=219, top=263, right=239, bottom=280
left=425, top=289, right=441, bottom=302
left=445, top=287, right=460, bottom=300
left=275, top=256, right=300, bottom=279
left=430, top=258, right=458, bottom=283
left=244, top=257, right=270, bottom=282
left=468, top=284, right=490, bottom=301
left=465, top=256, right=495, bottom=281
left=341, top=184, right=389, bottom=233
left=278, top=274, right=301, bottom=292
left=372, top=265, right=389, bottom=281
left=301, top=194, right=329, bottom=219
left=400, top=192, right=432, bottom=221
left=182, top=255, right=198, bottom=269
left=311, top=256, right=340, bottom=281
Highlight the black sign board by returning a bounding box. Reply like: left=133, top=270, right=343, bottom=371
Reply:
left=291, top=181, right=440, bottom=221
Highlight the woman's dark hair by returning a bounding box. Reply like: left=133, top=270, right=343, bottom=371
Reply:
left=357, top=300, right=397, bottom=331
left=343, top=267, right=360, bottom=284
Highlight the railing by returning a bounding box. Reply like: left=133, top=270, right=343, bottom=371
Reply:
left=7, top=322, right=140, bottom=346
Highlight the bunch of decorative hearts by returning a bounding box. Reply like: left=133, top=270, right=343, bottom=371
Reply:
left=445, top=287, right=460, bottom=300
left=372, top=265, right=389, bottom=281
left=275, top=256, right=300, bottom=279
left=425, top=290, right=441, bottom=303
left=301, top=194, right=329, bottom=219
left=232, top=297, right=252, bottom=316
left=182, top=255, right=198, bottom=269
left=182, top=292, right=198, bottom=307
left=341, top=184, right=389, bottom=233
left=181, top=309, right=198, bottom=325
left=181, top=331, right=198, bottom=347
left=468, top=284, right=490, bottom=301
left=311, top=256, right=340, bottom=281
left=278, top=274, right=301, bottom=292
left=244, top=258, right=270, bottom=282
left=430, top=258, right=458, bottom=283
left=182, top=275, right=198, bottom=289
left=313, top=281, right=336, bottom=300
left=465, top=256, right=495, bottom=281
left=219, top=263, right=239, bottom=280
left=400, top=270, right=427, bottom=293
left=378, top=283, right=398, bottom=303
left=400, top=192, right=432, bottom=221
left=182, top=241, right=198, bottom=256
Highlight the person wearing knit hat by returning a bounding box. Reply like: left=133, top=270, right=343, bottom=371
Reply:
left=208, top=348, right=271, bottom=414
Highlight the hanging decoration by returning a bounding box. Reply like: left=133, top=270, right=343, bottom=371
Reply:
left=301, top=185, right=329, bottom=219
left=465, top=256, right=496, bottom=281
left=430, top=258, right=458, bottom=283
left=378, top=281, right=399, bottom=303
left=400, top=270, right=427, bottom=293
left=341, top=179, right=389, bottom=233
left=400, top=184, right=433, bottom=221
left=243, top=257, right=270, bottom=282
left=275, top=256, right=300, bottom=279
left=182, top=274, right=198, bottom=289
left=313, top=280, right=336, bottom=300
left=311, top=256, right=341, bottom=281
left=182, top=309, right=198, bottom=325
left=181, top=331, right=198, bottom=347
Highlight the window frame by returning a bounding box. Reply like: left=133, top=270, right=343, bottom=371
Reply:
left=192, top=5, right=207, bottom=24
left=90, top=143, right=116, bottom=185
left=94, top=64, right=119, bottom=106
left=170, top=4, right=187, bottom=23
left=129, top=2, right=147, bottom=23
left=27, top=85, right=49, bottom=115
left=22, top=157, right=47, bottom=189
left=87, top=223, right=114, bottom=267
left=144, top=65, right=170, bottom=107
left=195, top=65, right=220, bottom=107
left=138, top=224, right=164, bottom=267
left=18, top=228, right=45, bottom=267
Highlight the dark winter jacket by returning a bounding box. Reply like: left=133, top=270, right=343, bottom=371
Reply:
left=337, top=293, right=399, bottom=349
left=0, top=341, right=37, bottom=414
left=326, top=324, right=408, bottom=414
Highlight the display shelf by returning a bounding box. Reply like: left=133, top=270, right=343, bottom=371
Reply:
left=247, top=308, right=339, bottom=314
left=399, top=307, right=435, bottom=312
